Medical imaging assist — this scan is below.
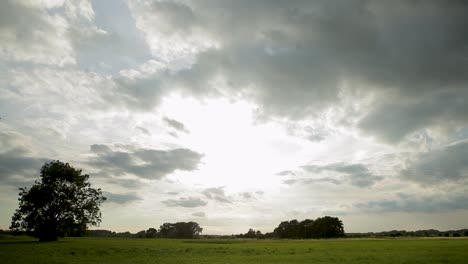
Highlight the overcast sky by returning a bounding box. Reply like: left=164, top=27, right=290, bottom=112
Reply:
left=1, top=0, right=468, bottom=234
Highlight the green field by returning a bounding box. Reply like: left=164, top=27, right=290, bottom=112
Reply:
left=1, top=236, right=467, bottom=263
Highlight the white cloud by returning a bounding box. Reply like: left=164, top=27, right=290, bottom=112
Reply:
left=0, top=1, right=75, bottom=66
left=162, top=197, right=207, bottom=208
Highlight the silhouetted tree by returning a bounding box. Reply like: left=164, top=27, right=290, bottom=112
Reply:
left=146, top=228, right=158, bottom=238
left=310, top=216, right=344, bottom=238
left=135, top=230, right=146, bottom=238
left=158, top=222, right=203, bottom=238
left=464, top=230, right=468, bottom=237
left=10, top=161, right=106, bottom=241
left=300, top=219, right=315, bottom=238
left=255, top=230, right=263, bottom=239
left=273, top=216, right=344, bottom=239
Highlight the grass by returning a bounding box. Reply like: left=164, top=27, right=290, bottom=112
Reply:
left=1, top=236, right=467, bottom=263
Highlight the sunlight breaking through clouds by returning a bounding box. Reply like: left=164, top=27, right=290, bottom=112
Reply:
left=1, top=0, right=468, bottom=234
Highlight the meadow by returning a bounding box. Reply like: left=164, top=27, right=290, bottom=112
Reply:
left=1, top=235, right=467, bottom=264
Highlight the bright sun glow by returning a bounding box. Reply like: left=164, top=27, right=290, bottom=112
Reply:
left=157, top=95, right=303, bottom=192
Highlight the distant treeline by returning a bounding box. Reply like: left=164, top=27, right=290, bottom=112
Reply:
left=5, top=216, right=466, bottom=239
left=87, top=216, right=345, bottom=239
left=87, top=221, right=203, bottom=239
left=236, top=216, right=344, bottom=239
left=347, top=229, right=468, bottom=238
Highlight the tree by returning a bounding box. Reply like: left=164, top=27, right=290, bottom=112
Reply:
left=158, top=222, right=203, bottom=238
left=273, top=216, right=344, bottom=239
left=311, top=216, right=345, bottom=238
left=10, top=160, right=106, bottom=241
left=146, top=228, right=158, bottom=238
left=244, top=228, right=257, bottom=238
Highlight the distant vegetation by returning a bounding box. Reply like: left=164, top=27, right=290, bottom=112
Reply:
left=85, top=217, right=344, bottom=239
left=6, top=160, right=468, bottom=242
left=85, top=222, right=203, bottom=239
left=346, top=229, right=468, bottom=238
left=236, top=216, right=344, bottom=239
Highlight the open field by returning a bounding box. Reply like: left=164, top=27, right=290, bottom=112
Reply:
left=1, top=236, right=468, bottom=264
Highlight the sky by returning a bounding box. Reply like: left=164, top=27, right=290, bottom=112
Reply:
left=1, top=0, right=468, bottom=235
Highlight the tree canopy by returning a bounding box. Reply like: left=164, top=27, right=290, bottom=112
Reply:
left=10, top=160, right=106, bottom=241
left=158, top=222, right=203, bottom=238
left=273, top=216, right=344, bottom=239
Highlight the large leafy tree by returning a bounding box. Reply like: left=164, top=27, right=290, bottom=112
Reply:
left=158, top=222, right=203, bottom=238
left=10, top=160, right=106, bottom=241
left=273, top=216, right=344, bottom=239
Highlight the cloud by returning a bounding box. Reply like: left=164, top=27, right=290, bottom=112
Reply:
left=0, top=131, right=48, bottom=186
left=202, top=187, right=232, bottom=203
left=125, top=0, right=468, bottom=141
left=162, top=197, right=207, bottom=208
left=240, top=192, right=252, bottom=199
left=354, top=192, right=468, bottom=214
left=401, top=140, right=468, bottom=184
left=89, top=144, right=203, bottom=179
left=0, top=1, right=75, bottom=66
left=0, top=150, right=47, bottom=184
left=105, top=178, right=142, bottom=189
left=283, top=177, right=341, bottom=186
left=73, top=0, right=152, bottom=75
left=276, top=170, right=296, bottom=176
left=301, top=163, right=383, bottom=188
left=128, top=0, right=215, bottom=61
left=238, top=191, right=264, bottom=200
left=359, top=90, right=468, bottom=143
left=103, top=191, right=141, bottom=204
left=192, top=212, right=206, bottom=217
left=163, top=117, right=190, bottom=133
left=304, top=126, right=331, bottom=142
left=135, top=126, right=150, bottom=136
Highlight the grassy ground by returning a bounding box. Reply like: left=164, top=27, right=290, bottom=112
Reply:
left=1, top=235, right=467, bottom=263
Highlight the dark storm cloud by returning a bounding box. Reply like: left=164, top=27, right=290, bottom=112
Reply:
left=128, top=0, right=468, bottom=141
left=202, top=187, right=232, bottom=203
left=163, top=117, right=189, bottom=133
left=302, top=163, right=383, bottom=188
left=161, top=197, right=207, bottom=208
left=401, top=140, right=468, bottom=184
left=88, top=144, right=203, bottom=179
left=354, top=192, right=468, bottom=213
left=103, top=191, right=141, bottom=204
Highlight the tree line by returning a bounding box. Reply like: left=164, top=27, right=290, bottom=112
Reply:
left=346, top=229, right=468, bottom=238
left=86, top=221, right=203, bottom=239
left=236, top=216, right=345, bottom=239
left=9, top=161, right=467, bottom=242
